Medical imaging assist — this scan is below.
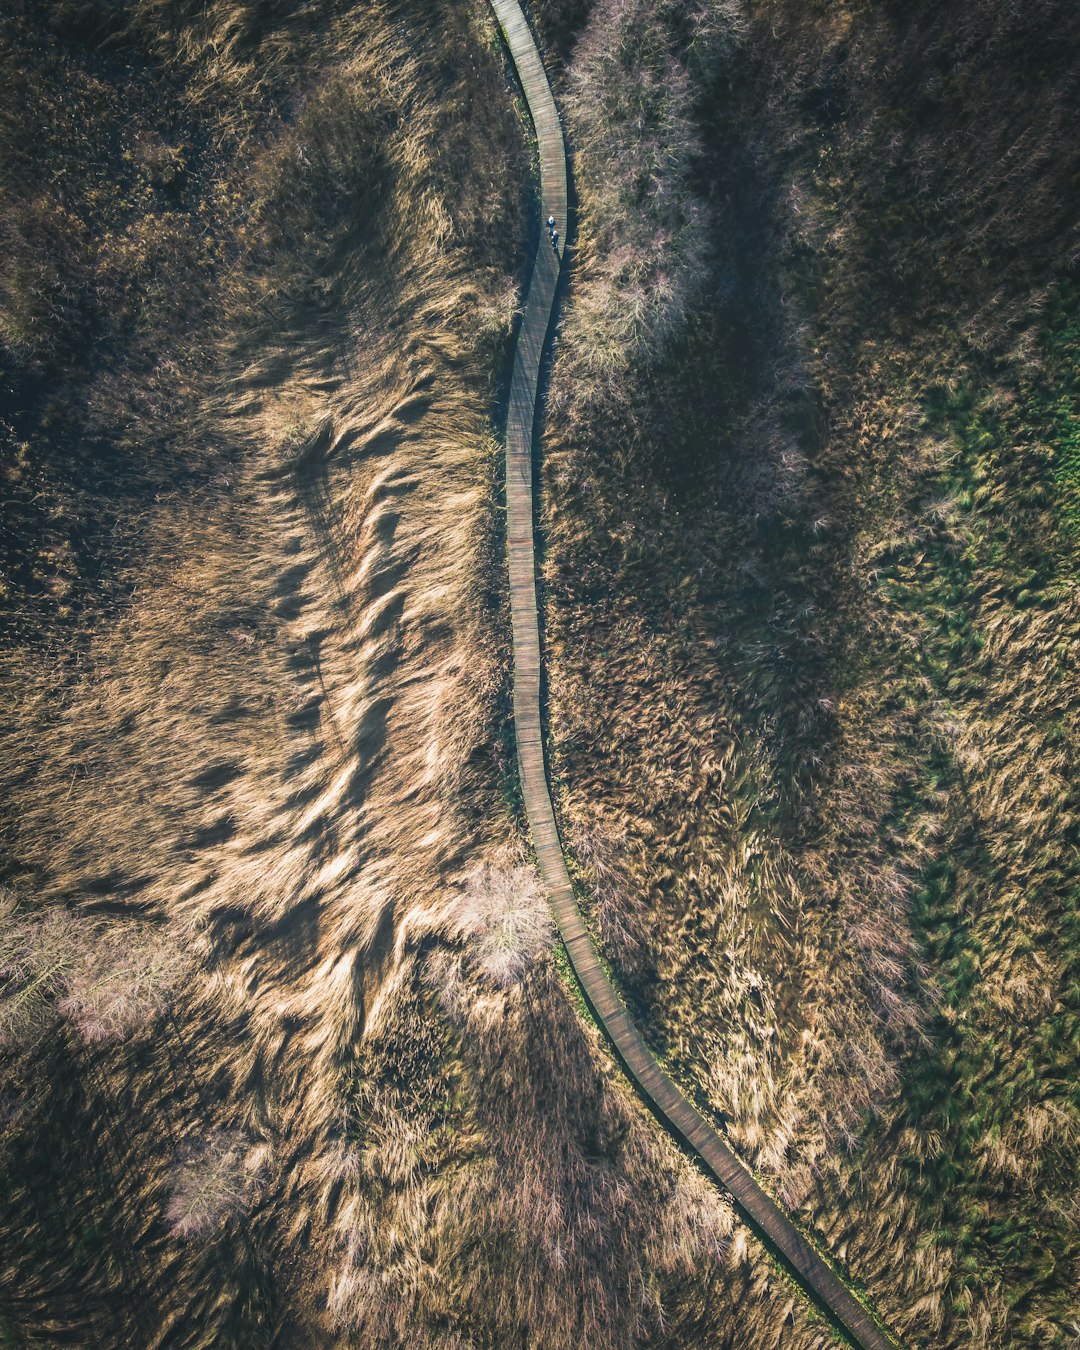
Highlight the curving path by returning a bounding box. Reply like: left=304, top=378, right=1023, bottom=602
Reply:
left=490, top=3, right=900, bottom=1348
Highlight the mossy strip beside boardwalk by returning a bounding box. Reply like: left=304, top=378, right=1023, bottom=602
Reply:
left=489, top=3, right=901, bottom=1347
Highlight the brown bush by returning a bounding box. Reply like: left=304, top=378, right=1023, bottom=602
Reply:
left=452, top=862, right=553, bottom=988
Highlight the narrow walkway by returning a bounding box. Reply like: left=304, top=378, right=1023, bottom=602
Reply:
left=490, top=3, right=899, bottom=1348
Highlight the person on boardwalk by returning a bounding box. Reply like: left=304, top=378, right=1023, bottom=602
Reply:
left=550, top=227, right=558, bottom=254
left=547, top=215, right=555, bottom=232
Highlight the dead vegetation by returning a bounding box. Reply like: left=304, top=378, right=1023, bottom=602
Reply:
left=322, top=936, right=749, bottom=1348
left=4, top=0, right=1075, bottom=1344
left=540, top=0, right=1080, bottom=1346
left=166, top=1129, right=267, bottom=1240
left=452, top=861, right=554, bottom=987
left=0, top=892, right=190, bottom=1047
left=558, top=0, right=711, bottom=402
left=2, top=0, right=546, bottom=1342
left=0, top=1, right=837, bottom=1345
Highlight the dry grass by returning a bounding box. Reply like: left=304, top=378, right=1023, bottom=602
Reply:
left=541, top=0, right=1080, bottom=1346
left=319, top=913, right=836, bottom=1350
left=6, top=0, right=1074, bottom=1344
left=0, top=893, right=190, bottom=1047
left=557, top=0, right=710, bottom=402
left=0, top=1, right=841, bottom=1345
left=1, top=0, right=534, bottom=1342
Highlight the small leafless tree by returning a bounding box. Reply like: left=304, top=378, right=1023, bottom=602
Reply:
left=166, top=1129, right=264, bottom=1240
left=0, top=896, right=78, bottom=1048
left=59, top=925, right=190, bottom=1044
left=0, top=894, right=190, bottom=1048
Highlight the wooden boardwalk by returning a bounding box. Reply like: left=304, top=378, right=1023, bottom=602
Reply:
left=490, top=3, right=900, bottom=1347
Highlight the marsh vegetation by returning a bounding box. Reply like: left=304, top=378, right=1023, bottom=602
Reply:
left=1, top=0, right=1077, bottom=1346
left=539, top=0, right=1080, bottom=1345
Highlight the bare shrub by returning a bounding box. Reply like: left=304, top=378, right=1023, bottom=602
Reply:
left=59, top=924, right=190, bottom=1043
left=166, top=1130, right=264, bottom=1240
left=0, top=899, right=189, bottom=1048
left=452, top=864, right=553, bottom=988
left=0, top=900, right=80, bottom=1048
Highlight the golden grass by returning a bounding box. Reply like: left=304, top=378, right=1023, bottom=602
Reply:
left=1, top=0, right=533, bottom=1341
left=0, top=2, right=844, bottom=1344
